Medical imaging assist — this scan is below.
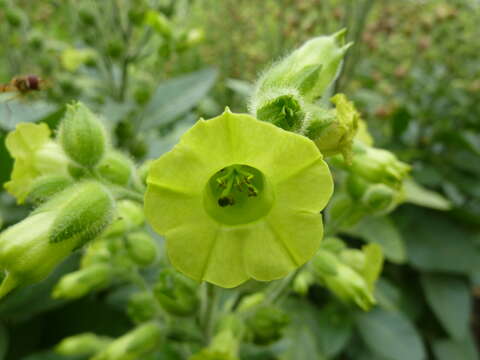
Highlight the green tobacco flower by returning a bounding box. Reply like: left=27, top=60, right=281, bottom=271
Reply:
left=4, top=122, right=69, bottom=203
left=145, top=110, right=333, bottom=288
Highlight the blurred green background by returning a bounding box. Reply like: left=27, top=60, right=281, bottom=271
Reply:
left=0, top=0, right=479, bottom=359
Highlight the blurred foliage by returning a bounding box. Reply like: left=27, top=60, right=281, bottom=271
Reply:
left=0, top=0, right=479, bottom=359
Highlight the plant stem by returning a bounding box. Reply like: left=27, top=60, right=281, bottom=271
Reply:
left=200, top=282, right=218, bottom=344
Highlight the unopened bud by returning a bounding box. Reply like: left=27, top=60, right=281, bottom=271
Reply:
left=255, top=91, right=306, bottom=131
left=52, top=264, right=112, bottom=299
left=56, top=333, right=112, bottom=356
left=305, top=94, right=359, bottom=162
left=0, top=181, right=114, bottom=298
left=26, top=175, right=73, bottom=204
left=127, top=291, right=158, bottom=323
left=237, top=292, right=265, bottom=312
left=145, top=10, right=172, bottom=38
left=92, top=322, right=162, bottom=360
left=97, top=151, right=134, bottom=186
left=125, top=232, right=157, bottom=266
left=350, top=143, right=410, bottom=188
left=154, top=269, right=199, bottom=316
left=245, top=306, right=289, bottom=345
left=253, top=29, right=352, bottom=103
left=103, top=200, right=144, bottom=237
left=59, top=102, right=107, bottom=168
left=293, top=270, right=315, bottom=296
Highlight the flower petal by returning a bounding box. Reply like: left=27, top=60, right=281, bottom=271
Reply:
left=274, top=157, right=333, bottom=212
left=265, top=207, right=324, bottom=266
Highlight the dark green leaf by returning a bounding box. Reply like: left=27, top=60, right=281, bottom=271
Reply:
left=317, top=302, right=353, bottom=357
left=356, top=308, right=426, bottom=360
left=348, top=216, right=406, bottom=263
left=420, top=274, right=471, bottom=339
left=432, top=336, right=479, bottom=360
left=0, top=322, right=8, bottom=360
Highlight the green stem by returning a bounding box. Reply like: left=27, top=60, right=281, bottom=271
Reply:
left=200, top=282, right=218, bottom=344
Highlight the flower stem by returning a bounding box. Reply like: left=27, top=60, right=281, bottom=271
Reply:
left=200, top=282, right=218, bottom=344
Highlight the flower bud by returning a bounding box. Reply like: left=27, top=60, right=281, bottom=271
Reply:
left=97, top=151, right=134, bottom=186
left=350, top=143, right=410, bottom=189
left=59, top=102, right=107, bottom=168
left=154, top=269, right=199, bottom=316
left=245, top=306, right=289, bottom=345
left=144, top=10, right=172, bottom=38
left=103, top=200, right=144, bottom=237
left=81, top=238, right=112, bottom=268
left=237, top=292, right=265, bottom=312
left=127, top=291, right=158, bottom=323
left=56, top=333, right=112, bottom=356
left=253, top=29, right=352, bottom=103
left=91, top=322, right=162, bottom=360
left=0, top=181, right=115, bottom=298
left=292, top=269, right=315, bottom=296
left=52, top=264, right=112, bottom=299
left=26, top=175, right=73, bottom=204
left=125, top=232, right=157, bottom=266
left=305, top=94, right=359, bottom=162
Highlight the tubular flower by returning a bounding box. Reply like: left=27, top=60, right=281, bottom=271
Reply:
left=145, top=110, right=333, bottom=288
left=4, top=122, right=69, bottom=203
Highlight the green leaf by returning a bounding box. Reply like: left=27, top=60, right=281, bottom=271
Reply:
left=355, top=308, right=426, bottom=360
left=282, top=327, right=326, bottom=360
left=404, top=179, right=452, bottom=211
left=432, top=336, right=479, bottom=360
left=317, top=303, right=353, bottom=357
left=0, top=322, right=8, bottom=360
left=395, top=207, right=480, bottom=274
left=140, top=68, right=218, bottom=131
left=420, top=274, right=471, bottom=339
left=348, top=216, right=406, bottom=263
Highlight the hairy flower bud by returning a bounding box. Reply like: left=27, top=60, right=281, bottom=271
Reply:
left=103, top=200, right=144, bottom=238
left=245, top=306, right=289, bottom=345
left=305, top=94, right=359, bottom=162
left=0, top=181, right=115, bottom=298
left=125, top=232, right=157, bottom=266
left=59, top=102, right=107, bottom=168
left=127, top=291, right=159, bottom=323
left=26, top=175, right=74, bottom=204
left=52, top=264, right=112, bottom=299
left=91, top=322, right=162, bottom=360
left=350, top=143, right=410, bottom=189
left=97, top=151, right=134, bottom=186
left=154, top=269, right=199, bottom=316
left=56, top=333, right=112, bottom=356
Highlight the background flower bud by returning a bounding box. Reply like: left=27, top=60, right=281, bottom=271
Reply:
left=103, top=200, right=144, bottom=237
left=245, top=306, right=290, bottom=345
left=125, top=232, right=157, bottom=266
left=59, top=102, right=107, bottom=168
left=55, top=333, right=112, bottom=356
left=26, top=175, right=74, bottom=204
left=52, top=264, right=113, bottom=299
left=255, top=91, right=306, bottom=132
left=127, top=291, right=159, bottom=323
left=96, top=151, right=134, bottom=186
left=154, top=269, right=199, bottom=316
left=91, top=322, right=162, bottom=360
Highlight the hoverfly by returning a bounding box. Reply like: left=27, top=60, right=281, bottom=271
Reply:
left=0, top=75, right=48, bottom=96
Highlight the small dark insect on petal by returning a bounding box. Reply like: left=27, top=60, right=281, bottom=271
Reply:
left=27, top=75, right=40, bottom=91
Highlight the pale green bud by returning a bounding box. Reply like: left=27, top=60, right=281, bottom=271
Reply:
left=26, top=174, right=74, bottom=204
left=253, top=29, right=352, bottom=103
left=245, top=306, right=289, bottom=345
left=103, top=200, right=144, bottom=237
left=305, top=94, right=359, bottom=162
left=292, top=270, right=315, bottom=296
left=125, top=232, right=157, bottom=266
left=144, top=10, right=172, bottom=38
left=52, top=264, right=112, bottom=299
left=91, top=322, right=162, bottom=360
left=127, top=291, right=159, bottom=323
left=0, top=181, right=115, bottom=298
left=347, top=174, right=403, bottom=215
left=81, top=238, right=112, bottom=268
left=154, top=268, right=199, bottom=316
left=35, top=141, right=71, bottom=174
left=55, top=333, right=112, bottom=356
left=97, top=151, right=134, bottom=186
left=350, top=143, right=410, bottom=189
left=59, top=102, right=107, bottom=168
left=311, top=249, right=339, bottom=276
